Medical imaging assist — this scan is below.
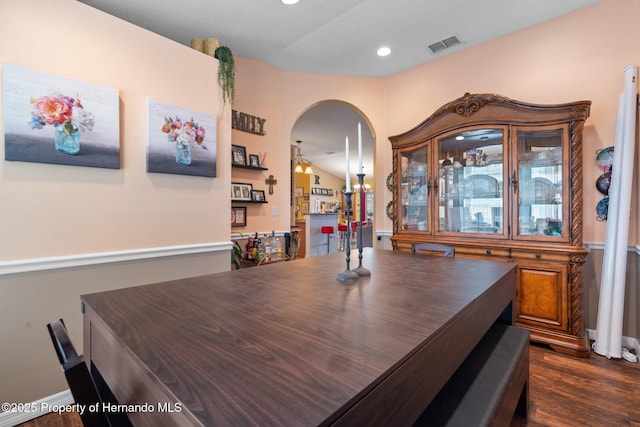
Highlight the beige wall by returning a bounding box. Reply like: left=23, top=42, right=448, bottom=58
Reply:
left=382, top=0, right=640, bottom=245
left=1, top=0, right=639, bottom=409
left=231, top=58, right=288, bottom=233
left=0, top=0, right=231, bottom=405
left=232, top=56, right=386, bottom=234
left=377, top=0, right=639, bottom=338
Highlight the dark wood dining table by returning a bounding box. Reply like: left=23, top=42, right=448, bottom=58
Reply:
left=81, top=248, right=516, bottom=426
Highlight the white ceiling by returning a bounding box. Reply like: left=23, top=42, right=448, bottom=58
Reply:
left=78, top=0, right=599, bottom=181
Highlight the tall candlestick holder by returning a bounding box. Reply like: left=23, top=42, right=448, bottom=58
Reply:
left=353, top=173, right=371, bottom=277
left=337, top=191, right=359, bottom=282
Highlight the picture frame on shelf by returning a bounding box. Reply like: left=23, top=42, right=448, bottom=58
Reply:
left=232, top=144, right=247, bottom=166
left=231, top=206, right=246, bottom=227
left=295, top=187, right=304, bottom=198
left=249, top=154, right=260, bottom=167
left=231, top=182, right=253, bottom=201
left=251, top=189, right=266, bottom=202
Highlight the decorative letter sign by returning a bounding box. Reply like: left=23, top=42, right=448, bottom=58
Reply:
left=232, top=110, right=266, bottom=135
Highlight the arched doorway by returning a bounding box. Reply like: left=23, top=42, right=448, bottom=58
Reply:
left=290, top=100, right=375, bottom=256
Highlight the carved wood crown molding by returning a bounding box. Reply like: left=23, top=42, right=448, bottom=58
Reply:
left=434, top=92, right=592, bottom=119
left=571, top=107, right=591, bottom=122
left=389, top=93, right=591, bottom=148
left=435, top=92, right=506, bottom=118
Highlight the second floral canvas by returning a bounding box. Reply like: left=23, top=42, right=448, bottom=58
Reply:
left=147, top=99, right=217, bottom=178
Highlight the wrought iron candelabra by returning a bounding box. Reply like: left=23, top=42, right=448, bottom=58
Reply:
left=337, top=191, right=360, bottom=282
left=353, top=173, right=371, bottom=277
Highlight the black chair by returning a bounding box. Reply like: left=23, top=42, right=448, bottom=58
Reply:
left=47, top=319, right=110, bottom=427
left=412, top=242, right=455, bottom=257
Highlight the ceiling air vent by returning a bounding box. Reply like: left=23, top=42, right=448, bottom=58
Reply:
left=427, top=35, right=461, bottom=54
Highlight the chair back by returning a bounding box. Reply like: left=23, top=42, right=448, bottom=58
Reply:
left=47, top=319, right=110, bottom=427
left=412, top=243, right=455, bottom=257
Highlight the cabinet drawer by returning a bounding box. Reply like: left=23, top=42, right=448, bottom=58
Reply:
left=510, top=249, right=570, bottom=263
left=456, top=246, right=510, bottom=259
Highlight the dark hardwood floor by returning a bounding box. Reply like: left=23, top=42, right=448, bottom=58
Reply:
left=512, top=343, right=640, bottom=427
left=18, top=343, right=640, bottom=427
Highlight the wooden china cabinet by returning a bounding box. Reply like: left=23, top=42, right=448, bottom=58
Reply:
left=390, top=93, right=591, bottom=357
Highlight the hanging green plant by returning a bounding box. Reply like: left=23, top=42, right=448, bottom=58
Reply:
left=214, top=45, right=235, bottom=105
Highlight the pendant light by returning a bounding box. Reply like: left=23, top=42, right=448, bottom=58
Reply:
left=294, top=140, right=313, bottom=175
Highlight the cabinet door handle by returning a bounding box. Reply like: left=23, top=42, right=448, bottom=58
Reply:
left=432, top=177, right=438, bottom=194
left=510, top=171, right=518, bottom=193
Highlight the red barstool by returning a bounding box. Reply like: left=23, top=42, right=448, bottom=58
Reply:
left=351, top=221, right=359, bottom=247
left=338, top=223, right=348, bottom=251
left=321, top=226, right=334, bottom=254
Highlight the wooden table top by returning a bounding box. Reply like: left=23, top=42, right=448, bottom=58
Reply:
left=82, top=248, right=515, bottom=426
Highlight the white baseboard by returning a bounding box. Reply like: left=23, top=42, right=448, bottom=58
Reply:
left=586, top=328, right=640, bottom=360
left=0, top=390, right=73, bottom=427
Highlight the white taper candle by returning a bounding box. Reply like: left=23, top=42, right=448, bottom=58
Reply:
left=358, top=122, right=363, bottom=173
left=345, top=136, right=350, bottom=192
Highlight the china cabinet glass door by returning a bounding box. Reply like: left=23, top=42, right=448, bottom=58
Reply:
left=514, top=126, right=567, bottom=241
left=437, top=127, right=507, bottom=237
left=400, top=144, right=429, bottom=231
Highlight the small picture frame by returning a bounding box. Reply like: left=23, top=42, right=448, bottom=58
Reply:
left=252, top=189, right=266, bottom=202
left=231, top=207, right=246, bottom=227
left=249, top=154, right=260, bottom=168
left=301, top=202, right=309, bottom=215
left=232, top=144, right=247, bottom=166
left=295, top=187, right=304, bottom=198
left=231, top=182, right=253, bottom=201
left=304, top=193, right=309, bottom=200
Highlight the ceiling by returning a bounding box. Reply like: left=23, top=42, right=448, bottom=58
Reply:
left=79, top=0, right=599, bottom=182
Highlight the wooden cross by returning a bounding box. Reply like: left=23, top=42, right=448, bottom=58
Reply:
left=265, top=174, right=277, bottom=195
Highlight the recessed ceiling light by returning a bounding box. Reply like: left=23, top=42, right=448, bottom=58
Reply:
left=281, top=0, right=299, bottom=4
left=377, top=46, right=391, bottom=57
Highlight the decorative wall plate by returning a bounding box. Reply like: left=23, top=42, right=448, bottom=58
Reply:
left=386, top=200, right=394, bottom=220
left=596, top=171, right=611, bottom=196
left=595, top=146, right=614, bottom=171
left=596, top=197, right=608, bottom=221
left=386, top=173, right=394, bottom=192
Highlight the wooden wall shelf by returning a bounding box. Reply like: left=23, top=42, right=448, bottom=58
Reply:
left=232, top=164, right=268, bottom=171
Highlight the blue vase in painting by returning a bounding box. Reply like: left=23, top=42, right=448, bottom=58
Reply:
left=54, top=124, right=80, bottom=155
left=176, top=143, right=192, bottom=165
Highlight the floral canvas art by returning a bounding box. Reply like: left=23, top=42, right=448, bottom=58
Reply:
left=147, top=99, right=217, bottom=177
left=3, top=63, right=120, bottom=169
